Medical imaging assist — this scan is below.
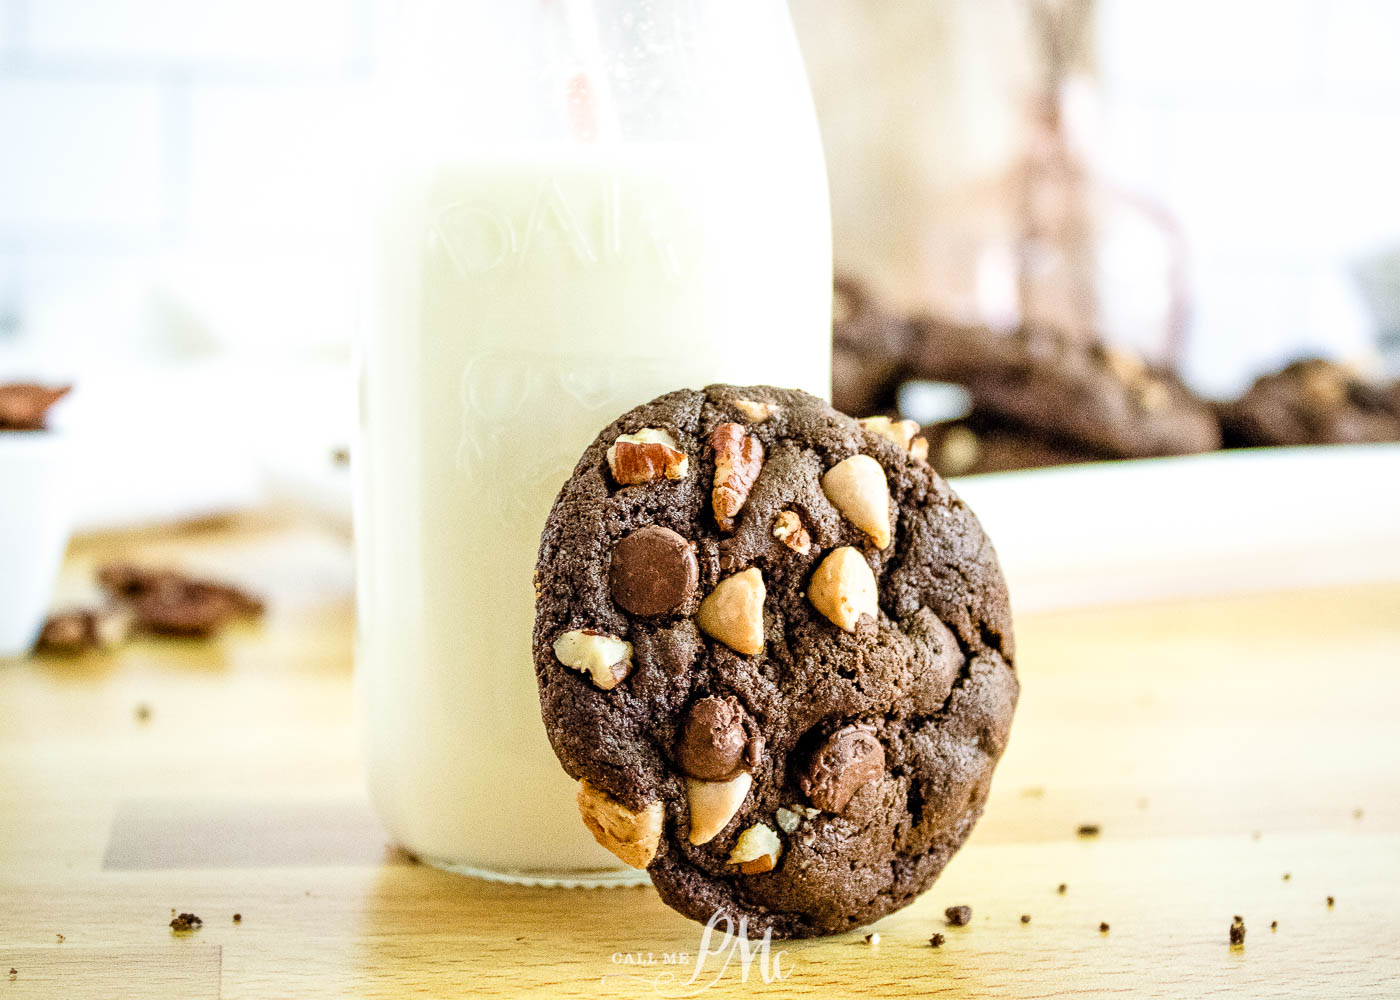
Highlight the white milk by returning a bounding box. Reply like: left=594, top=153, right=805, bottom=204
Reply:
left=356, top=146, right=830, bottom=881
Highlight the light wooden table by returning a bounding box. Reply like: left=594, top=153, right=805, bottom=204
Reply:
left=2, top=512, right=1397, bottom=999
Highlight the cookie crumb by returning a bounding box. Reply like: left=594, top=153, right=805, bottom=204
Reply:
left=928, top=933, right=945, bottom=948
left=1136, top=797, right=1149, bottom=809
left=1020, top=786, right=1045, bottom=798
left=1271, top=921, right=1278, bottom=932
left=1282, top=872, right=1291, bottom=881
left=1098, top=922, right=1110, bottom=934
left=1251, top=830, right=1261, bottom=841
left=1353, top=807, right=1363, bottom=820
left=1076, top=823, right=1100, bottom=837
left=170, top=912, right=203, bottom=932
left=1326, top=896, right=1335, bottom=908
left=7, top=968, right=15, bottom=980
left=233, top=913, right=242, bottom=923
left=55, top=934, right=64, bottom=944
left=1057, top=883, right=1067, bottom=894
left=135, top=703, right=152, bottom=722
left=944, top=905, right=972, bottom=926
left=1020, top=914, right=1031, bottom=924
left=864, top=932, right=879, bottom=945
left=1229, top=917, right=1246, bottom=946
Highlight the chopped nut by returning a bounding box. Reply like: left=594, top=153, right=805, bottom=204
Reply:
left=697, top=568, right=765, bottom=656
left=686, top=772, right=752, bottom=845
left=552, top=629, right=633, bottom=690
left=859, top=415, right=922, bottom=453
left=710, top=423, right=764, bottom=532
left=606, top=428, right=689, bottom=486
left=771, top=510, right=812, bottom=555
left=576, top=780, right=663, bottom=869
left=821, top=455, right=891, bottom=548
left=728, top=823, right=781, bottom=874
left=1136, top=379, right=1170, bottom=413
left=937, top=426, right=980, bottom=476
left=1102, top=346, right=1147, bottom=384
left=909, top=435, right=929, bottom=463
left=774, top=807, right=802, bottom=833
left=807, top=547, right=878, bottom=632
left=733, top=399, right=775, bottom=422
left=865, top=932, right=880, bottom=945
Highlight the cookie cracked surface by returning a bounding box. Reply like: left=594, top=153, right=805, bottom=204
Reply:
left=533, top=385, right=1017, bottom=938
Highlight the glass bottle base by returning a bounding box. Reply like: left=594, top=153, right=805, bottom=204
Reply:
left=418, top=853, right=650, bottom=888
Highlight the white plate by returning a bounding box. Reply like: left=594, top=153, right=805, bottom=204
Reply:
left=951, top=443, right=1400, bottom=612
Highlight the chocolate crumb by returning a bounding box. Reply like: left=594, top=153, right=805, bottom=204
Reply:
left=1282, top=873, right=1291, bottom=881
left=1326, top=896, right=1335, bottom=908
left=1271, top=921, right=1278, bottom=931
left=233, top=913, right=242, bottom=923
left=1020, top=914, right=1031, bottom=924
left=928, top=933, right=945, bottom=948
left=7, top=968, right=15, bottom=979
left=864, top=932, right=879, bottom=945
left=1098, top=922, right=1110, bottom=933
left=944, top=905, right=972, bottom=927
left=1229, top=917, right=1246, bottom=946
left=170, top=912, right=203, bottom=932
left=1076, top=824, right=1100, bottom=837
left=1057, top=883, right=1067, bottom=894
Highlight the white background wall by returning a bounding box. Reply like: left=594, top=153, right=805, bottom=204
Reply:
left=2, top=0, right=1399, bottom=395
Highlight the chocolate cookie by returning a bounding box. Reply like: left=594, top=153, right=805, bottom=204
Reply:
left=1221, top=358, right=1400, bottom=446
left=923, top=413, right=1100, bottom=477
left=533, top=385, right=1017, bottom=938
left=907, top=320, right=1221, bottom=458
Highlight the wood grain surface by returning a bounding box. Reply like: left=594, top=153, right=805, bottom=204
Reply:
left=1, top=512, right=1397, bottom=998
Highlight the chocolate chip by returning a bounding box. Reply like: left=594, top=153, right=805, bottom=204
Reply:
left=800, top=723, right=886, bottom=813
left=944, top=905, right=972, bottom=927
left=609, top=526, right=698, bottom=617
left=1229, top=917, right=1246, bottom=946
left=676, top=696, right=761, bottom=781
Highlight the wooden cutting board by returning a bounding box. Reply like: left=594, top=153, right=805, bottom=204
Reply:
left=1, top=513, right=1397, bottom=999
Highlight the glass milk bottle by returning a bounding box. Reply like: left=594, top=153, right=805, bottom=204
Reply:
left=356, top=0, right=831, bottom=884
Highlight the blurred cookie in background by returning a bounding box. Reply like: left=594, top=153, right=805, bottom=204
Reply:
left=1221, top=359, right=1400, bottom=447
left=908, top=322, right=1221, bottom=458
left=831, top=276, right=915, bottom=418
left=922, top=413, right=1098, bottom=478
